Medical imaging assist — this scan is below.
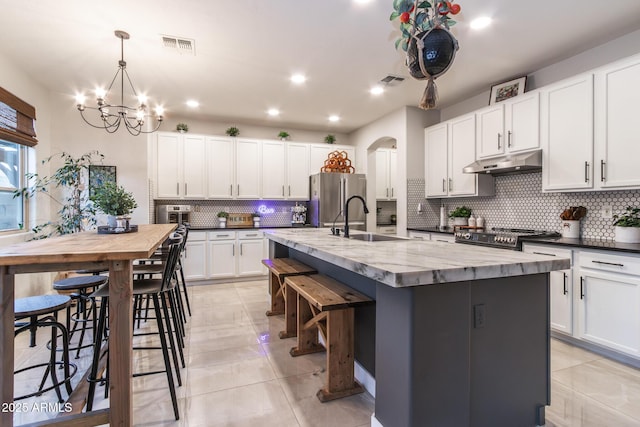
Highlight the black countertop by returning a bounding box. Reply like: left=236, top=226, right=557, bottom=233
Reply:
left=407, top=226, right=454, bottom=235
left=522, top=236, right=640, bottom=254
left=189, top=225, right=311, bottom=231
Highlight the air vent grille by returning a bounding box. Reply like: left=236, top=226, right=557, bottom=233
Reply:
left=380, top=75, right=405, bottom=86
left=162, top=35, right=195, bottom=55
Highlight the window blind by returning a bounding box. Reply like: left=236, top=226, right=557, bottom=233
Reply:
left=0, top=86, right=37, bottom=147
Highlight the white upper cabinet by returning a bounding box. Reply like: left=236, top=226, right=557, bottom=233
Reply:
left=155, top=133, right=206, bottom=199
left=448, top=114, right=480, bottom=197
left=595, top=55, right=640, bottom=189
left=541, top=73, right=594, bottom=191
left=261, top=140, right=286, bottom=199
left=206, top=137, right=235, bottom=199
left=235, top=139, right=261, bottom=198
left=376, top=148, right=397, bottom=200
left=476, top=92, right=540, bottom=159
left=286, top=142, right=310, bottom=200
left=425, top=123, right=448, bottom=197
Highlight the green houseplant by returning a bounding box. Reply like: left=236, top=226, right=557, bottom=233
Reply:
left=613, top=206, right=640, bottom=243
left=13, top=151, right=103, bottom=238
left=278, top=131, right=290, bottom=141
left=217, top=211, right=229, bottom=228
left=225, top=126, right=240, bottom=137
left=449, top=206, right=472, bottom=226
left=324, top=134, right=336, bottom=144
left=90, top=181, right=137, bottom=228
left=176, top=123, right=189, bottom=133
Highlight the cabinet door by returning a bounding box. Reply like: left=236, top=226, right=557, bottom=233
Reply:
left=209, top=240, right=236, bottom=278
left=577, top=270, right=640, bottom=357
left=476, top=105, right=505, bottom=158
left=541, top=74, right=594, bottom=191
left=550, top=269, right=573, bottom=334
left=182, top=135, right=206, bottom=199
left=425, top=124, right=448, bottom=197
left=505, top=92, right=540, bottom=154
left=235, top=139, right=261, bottom=198
left=389, top=150, right=397, bottom=200
left=375, top=149, right=390, bottom=200
left=156, top=133, right=181, bottom=198
left=262, top=140, right=286, bottom=199
left=206, top=137, right=234, bottom=199
left=286, top=143, right=310, bottom=199
left=183, top=240, right=207, bottom=280
left=238, top=239, right=264, bottom=276
left=448, top=114, right=477, bottom=197
left=595, top=57, right=640, bottom=189
left=309, top=145, right=333, bottom=174
left=431, top=234, right=455, bottom=243
left=408, top=231, right=430, bottom=240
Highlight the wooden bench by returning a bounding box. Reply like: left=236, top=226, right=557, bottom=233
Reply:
left=284, top=274, right=372, bottom=402
left=261, top=258, right=317, bottom=338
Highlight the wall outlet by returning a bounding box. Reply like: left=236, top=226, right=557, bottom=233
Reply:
left=601, top=205, right=613, bottom=219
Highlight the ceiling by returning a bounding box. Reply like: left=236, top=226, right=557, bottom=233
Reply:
left=1, top=1, right=640, bottom=133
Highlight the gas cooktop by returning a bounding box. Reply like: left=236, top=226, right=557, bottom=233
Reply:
left=454, top=228, right=561, bottom=250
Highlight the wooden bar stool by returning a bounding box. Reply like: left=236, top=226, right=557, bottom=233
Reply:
left=284, top=274, right=372, bottom=402
left=261, top=258, right=316, bottom=339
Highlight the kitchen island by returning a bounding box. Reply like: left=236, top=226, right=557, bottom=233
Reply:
left=264, top=228, right=570, bottom=427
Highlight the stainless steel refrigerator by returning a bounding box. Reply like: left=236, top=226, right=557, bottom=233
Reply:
left=309, top=173, right=367, bottom=229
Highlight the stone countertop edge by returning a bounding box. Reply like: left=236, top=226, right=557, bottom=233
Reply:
left=407, top=226, right=455, bottom=235
left=523, top=236, right=640, bottom=254
left=264, top=229, right=570, bottom=288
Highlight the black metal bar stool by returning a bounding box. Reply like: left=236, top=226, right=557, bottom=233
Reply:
left=14, top=294, right=78, bottom=403
left=52, top=275, right=109, bottom=359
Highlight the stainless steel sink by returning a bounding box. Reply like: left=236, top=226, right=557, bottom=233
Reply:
left=348, top=233, right=406, bottom=242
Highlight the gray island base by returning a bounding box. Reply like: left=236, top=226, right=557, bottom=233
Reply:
left=265, top=229, right=570, bottom=427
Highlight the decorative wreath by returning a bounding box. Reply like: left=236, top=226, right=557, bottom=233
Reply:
left=390, top=1, right=461, bottom=109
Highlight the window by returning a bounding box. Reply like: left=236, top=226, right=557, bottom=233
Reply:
left=0, top=139, right=25, bottom=231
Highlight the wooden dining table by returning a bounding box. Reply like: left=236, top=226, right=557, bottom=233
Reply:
left=0, top=223, right=176, bottom=427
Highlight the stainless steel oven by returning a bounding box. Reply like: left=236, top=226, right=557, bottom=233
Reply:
left=156, top=205, right=191, bottom=224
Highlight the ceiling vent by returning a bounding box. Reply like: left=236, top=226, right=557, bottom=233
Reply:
left=379, top=75, right=405, bottom=87
left=162, top=35, right=196, bottom=55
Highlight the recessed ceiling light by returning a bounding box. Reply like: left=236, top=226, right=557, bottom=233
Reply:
left=353, top=0, right=372, bottom=4
left=328, top=115, right=340, bottom=122
left=370, top=85, right=384, bottom=95
left=186, top=100, right=199, bottom=108
left=470, top=16, right=492, bottom=30
left=268, top=108, right=280, bottom=117
left=290, top=73, right=307, bottom=84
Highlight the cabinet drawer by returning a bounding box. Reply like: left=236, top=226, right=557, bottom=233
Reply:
left=409, top=231, right=430, bottom=240
left=579, top=250, right=640, bottom=275
left=187, top=231, right=207, bottom=242
left=238, top=230, right=263, bottom=240
left=522, top=243, right=573, bottom=267
left=208, top=231, right=236, bottom=241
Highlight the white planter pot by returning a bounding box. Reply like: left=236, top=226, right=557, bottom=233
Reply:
left=218, top=218, right=227, bottom=228
left=453, top=217, right=468, bottom=226
left=561, top=220, right=580, bottom=238
left=614, top=226, right=640, bottom=243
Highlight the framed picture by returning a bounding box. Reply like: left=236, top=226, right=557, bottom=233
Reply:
left=89, top=165, right=116, bottom=197
left=489, top=77, right=527, bottom=105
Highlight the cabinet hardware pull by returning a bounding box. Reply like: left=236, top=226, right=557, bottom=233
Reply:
left=507, top=130, right=512, bottom=148
left=176, top=183, right=179, bottom=195
left=533, top=251, right=556, bottom=257
left=448, top=178, right=452, bottom=192
left=580, top=277, right=584, bottom=299
left=217, top=234, right=230, bottom=238
left=237, top=184, right=240, bottom=195
left=497, top=133, right=502, bottom=149
left=442, top=178, right=446, bottom=192
left=246, top=234, right=258, bottom=237
left=185, top=183, right=187, bottom=195
left=386, top=188, right=389, bottom=198
left=563, top=272, right=568, bottom=295
left=591, top=260, right=624, bottom=267
left=436, top=239, right=449, bottom=243
left=240, top=243, right=243, bottom=256
left=600, top=160, right=606, bottom=182
left=288, top=185, right=291, bottom=197
left=282, top=185, right=285, bottom=196
left=391, top=188, right=394, bottom=198
left=230, top=184, right=233, bottom=196
left=584, top=161, right=589, bottom=183
left=232, top=244, right=235, bottom=256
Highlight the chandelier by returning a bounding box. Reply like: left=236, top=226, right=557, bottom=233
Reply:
left=76, top=30, right=164, bottom=136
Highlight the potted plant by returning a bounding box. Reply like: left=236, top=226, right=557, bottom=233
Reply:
left=449, top=206, right=472, bottom=226
left=613, top=206, right=640, bottom=243
left=217, top=211, right=229, bottom=228
left=225, top=126, right=240, bottom=137
left=252, top=212, right=261, bottom=227
left=176, top=123, right=188, bottom=133
left=324, top=134, right=336, bottom=144
left=90, top=181, right=137, bottom=229
left=277, top=131, right=290, bottom=141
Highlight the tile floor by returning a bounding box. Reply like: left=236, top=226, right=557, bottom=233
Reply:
left=11, top=279, right=640, bottom=426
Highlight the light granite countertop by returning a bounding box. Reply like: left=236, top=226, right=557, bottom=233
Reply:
left=264, top=228, right=571, bottom=288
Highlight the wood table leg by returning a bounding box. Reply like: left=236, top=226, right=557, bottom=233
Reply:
left=1, top=267, right=15, bottom=427
left=108, top=260, right=134, bottom=427
left=265, top=272, right=285, bottom=316
left=290, top=292, right=324, bottom=357
left=279, top=281, right=297, bottom=339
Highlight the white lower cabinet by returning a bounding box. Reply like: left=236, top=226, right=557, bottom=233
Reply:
left=182, top=230, right=267, bottom=280
left=523, top=244, right=573, bottom=335
left=408, top=231, right=430, bottom=240
left=376, top=226, right=397, bottom=235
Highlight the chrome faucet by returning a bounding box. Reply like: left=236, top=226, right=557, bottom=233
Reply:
left=344, top=195, right=369, bottom=238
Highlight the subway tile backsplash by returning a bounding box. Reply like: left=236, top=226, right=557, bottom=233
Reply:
left=408, top=173, right=640, bottom=240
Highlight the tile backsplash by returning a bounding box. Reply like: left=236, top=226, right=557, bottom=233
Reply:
left=408, top=173, right=640, bottom=240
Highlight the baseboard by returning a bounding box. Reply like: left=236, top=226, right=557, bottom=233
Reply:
left=371, top=413, right=384, bottom=427
left=354, top=361, right=376, bottom=398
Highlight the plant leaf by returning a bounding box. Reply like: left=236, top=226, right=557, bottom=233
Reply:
left=390, top=11, right=400, bottom=20
left=418, top=1, right=432, bottom=8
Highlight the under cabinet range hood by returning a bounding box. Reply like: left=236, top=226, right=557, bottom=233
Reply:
left=463, top=150, right=542, bottom=175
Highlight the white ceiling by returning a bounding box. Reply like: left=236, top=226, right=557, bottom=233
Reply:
left=1, top=1, right=640, bottom=133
